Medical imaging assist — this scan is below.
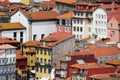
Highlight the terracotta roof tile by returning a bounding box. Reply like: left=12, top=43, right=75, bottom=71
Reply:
left=31, top=10, right=59, bottom=21
left=0, top=44, right=16, bottom=49
left=56, top=0, right=76, bottom=4
left=97, top=0, right=119, bottom=2
left=1, top=22, right=26, bottom=30
left=114, top=17, right=120, bottom=24
left=0, top=38, right=19, bottom=44
left=100, top=4, right=120, bottom=10
left=97, top=38, right=110, bottom=43
left=82, top=36, right=92, bottom=41
left=71, top=63, right=113, bottom=69
left=89, top=74, right=111, bottom=79
left=38, top=0, right=55, bottom=8
left=81, top=46, right=120, bottom=57
left=57, top=12, right=73, bottom=19
left=16, top=50, right=27, bottom=59
left=40, top=32, right=74, bottom=47
left=0, top=12, right=7, bottom=16
left=26, top=48, right=36, bottom=53
left=23, top=41, right=40, bottom=47
left=77, top=1, right=99, bottom=6
left=106, top=60, right=120, bottom=66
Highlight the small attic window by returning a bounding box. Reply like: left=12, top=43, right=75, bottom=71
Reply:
left=65, top=56, right=71, bottom=60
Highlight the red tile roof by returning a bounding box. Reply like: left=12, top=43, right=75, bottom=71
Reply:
left=100, top=3, right=120, bottom=10
left=97, top=38, right=110, bottom=43
left=106, top=60, right=120, bottom=66
left=71, top=63, right=113, bottom=69
left=38, top=0, right=55, bottom=8
left=0, top=44, right=16, bottom=49
left=114, top=17, right=120, bottom=24
left=107, top=10, right=120, bottom=21
left=23, top=41, right=40, bottom=47
left=0, top=38, right=19, bottom=44
left=31, top=10, right=59, bottom=21
left=0, top=12, right=7, bottom=16
left=57, top=12, right=73, bottom=19
left=89, top=74, right=111, bottom=79
left=16, top=50, right=27, bottom=59
left=1, top=22, right=26, bottom=30
left=82, top=36, right=92, bottom=41
left=56, top=0, right=76, bottom=4
left=40, top=32, right=74, bottom=47
left=81, top=46, right=120, bottom=57
left=77, top=1, right=99, bottom=6
left=97, top=0, right=119, bottom=2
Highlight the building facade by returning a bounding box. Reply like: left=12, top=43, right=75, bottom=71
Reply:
left=108, top=17, right=120, bottom=42
left=0, top=44, right=16, bottom=80
left=36, top=32, right=75, bottom=80
left=92, top=8, right=107, bottom=39
left=0, top=22, right=26, bottom=43
left=72, top=1, right=99, bottom=40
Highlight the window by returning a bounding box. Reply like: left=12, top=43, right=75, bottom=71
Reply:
left=74, top=26, right=76, bottom=31
left=20, top=32, right=23, bottom=37
left=77, top=20, right=79, bottom=24
left=40, top=49, right=42, bottom=54
left=13, top=32, right=17, bottom=40
left=20, top=38, right=23, bottom=43
left=80, top=20, right=83, bottom=24
left=65, top=27, right=69, bottom=32
left=41, top=34, right=45, bottom=39
left=77, top=27, right=79, bottom=31
left=48, top=60, right=51, bottom=64
left=44, top=59, right=46, bottom=64
left=59, top=19, right=62, bottom=25
left=111, top=31, right=115, bottom=36
left=74, top=20, right=76, bottom=24
left=33, top=34, right=37, bottom=41
left=44, top=68, right=46, bottom=73
left=44, top=49, right=46, bottom=55
left=36, top=67, right=38, bottom=72
left=48, top=68, right=51, bottom=73
left=80, top=27, right=83, bottom=32
left=81, top=12, right=83, bottom=16
left=48, top=50, right=51, bottom=55
left=40, top=67, right=42, bottom=73
left=59, top=26, right=62, bottom=31
left=110, top=23, right=113, bottom=27
left=31, top=60, right=33, bottom=63
left=40, top=58, right=42, bottom=63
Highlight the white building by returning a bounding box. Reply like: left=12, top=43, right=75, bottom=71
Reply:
left=92, top=8, right=107, bottom=39
left=10, top=10, right=59, bottom=41
left=72, top=1, right=99, bottom=40
left=0, top=44, right=16, bottom=80
left=0, top=22, right=26, bottom=43
left=10, top=10, right=30, bottom=41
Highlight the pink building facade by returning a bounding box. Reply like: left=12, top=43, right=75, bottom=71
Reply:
left=108, top=17, right=120, bottom=42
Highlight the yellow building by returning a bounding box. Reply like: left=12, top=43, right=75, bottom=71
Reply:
left=21, top=0, right=34, bottom=5
left=36, top=32, right=75, bottom=80
left=22, top=41, right=40, bottom=79
left=36, top=42, right=52, bottom=79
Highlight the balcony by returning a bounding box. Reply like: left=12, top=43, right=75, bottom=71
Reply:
left=36, top=62, right=51, bottom=67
